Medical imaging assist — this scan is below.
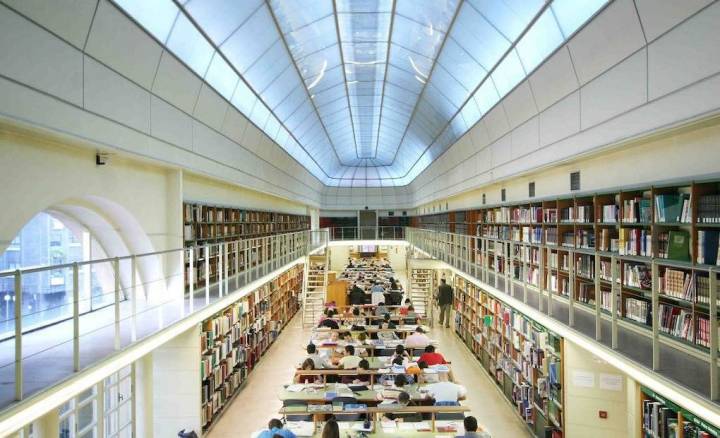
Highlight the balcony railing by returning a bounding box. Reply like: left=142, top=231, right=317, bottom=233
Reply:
left=0, top=229, right=328, bottom=408
left=326, top=226, right=405, bottom=241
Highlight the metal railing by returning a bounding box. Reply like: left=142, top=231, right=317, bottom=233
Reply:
left=403, top=227, right=720, bottom=402
left=0, top=229, right=328, bottom=406
left=326, top=226, right=405, bottom=241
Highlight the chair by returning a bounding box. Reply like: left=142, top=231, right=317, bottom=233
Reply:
left=331, top=396, right=361, bottom=421
left=283, top=399, right=312, bottom=422
left=434, top=401, right=465, bottom=420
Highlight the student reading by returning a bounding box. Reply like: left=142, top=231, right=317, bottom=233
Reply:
left=256, top=418, right=296, bottom=438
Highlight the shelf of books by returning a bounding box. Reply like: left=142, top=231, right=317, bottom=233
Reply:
left=446, top=180, right=720, bottom=356
left=183, top=202, right=310, bottom=290
left=199, top=264, right=303, bottom=432
left=641, top=386, right=719, bottom=437
left=453, top=275, right=564, bottom=438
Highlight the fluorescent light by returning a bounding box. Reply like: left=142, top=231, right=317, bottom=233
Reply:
left=408, top=56, right=427, bottom=78
left=414, top=75, right=426, bottom=84
left=307, top=59, right=328, bottom=90
left=346, top=60, right=383, bottom=65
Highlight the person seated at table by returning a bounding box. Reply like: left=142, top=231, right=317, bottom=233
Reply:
left=399, top=299, right=412, bottom=316
left=318, top=308, right=340, bottom=329
left=387, top=289, right=403, bottom=306
left=374, top=301, right=388, bottom=318
left=370, top=281, right=385, bottom=305
left=417, top=361, right=439, bottom=384
left=297, top=358, right=322, bottom=384
left=349, top=283, right=365, bottom=305
left=380, top=313, right=397, bottom=329
left=405, top=327, right=430, bottom=349
left=390, top=344, right=410, bottom=363
left=389, top=277, right=398, bottom=290
left=425, top=381, right=467, bottom=405
left=343, top=358, right=371, bottom=385
left=257, top=418, right=297, bottom=438
left=321, top=419, right=340, bottom=438
left=347, top=306, right=365, bottom=328
left=405, top=305, right=420, bottom=324
left=457, top=416, right=492, bottom=438
left=347, top=259, right=354, bottom=268
left=382, top=391, right=423, bottom=423
left=338, top=345, right=362, bottom=369
left=418, top=345, right=447, bottom=366
left=304, top=343, right=331, bottom=369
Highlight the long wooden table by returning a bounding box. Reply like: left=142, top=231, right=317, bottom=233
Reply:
left=293, top=366, right=454, bottom=384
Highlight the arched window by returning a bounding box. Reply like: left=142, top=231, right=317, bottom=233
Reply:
left=0, top=212, right=117, bottom=335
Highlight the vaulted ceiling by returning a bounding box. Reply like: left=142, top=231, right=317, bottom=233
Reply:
left=114, top=0, right=607, bottom=186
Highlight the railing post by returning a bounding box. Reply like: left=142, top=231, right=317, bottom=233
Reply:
left=14, top=270, right=22, bottom=401
left=652, top=261, right=659, bottom=370
left=235, top=241, right=240, bottom=289
left=224, top=241, right=229, bottom=294
left=522, top=244, right=528, bottom=304
left=205, top=244, right=210, bottom=305
left=595, top=254, right=602, bottom=341
left=538, top=243, right=545, bottom=313
left=568, top=250, right=575, bottom=327
left=710, top=269, right=718, bottom=400
left=114, top=257, right=121, bottom=350
left=611, top=255, right=618, bottom=349
left=218, top=243, right=224, bottom=298
left=131, top=255, right=138, bottom=340
left=547, top=246, right=553, bottom=317
left=244, top=240, right=249, bottom=286
left=73, top=262, right=80, bottom=372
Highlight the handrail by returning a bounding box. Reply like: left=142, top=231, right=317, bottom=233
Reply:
left=0, top=228, right=330, bottom=408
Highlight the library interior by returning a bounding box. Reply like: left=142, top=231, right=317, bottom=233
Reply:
left=1, top=0, right=720, bottom=437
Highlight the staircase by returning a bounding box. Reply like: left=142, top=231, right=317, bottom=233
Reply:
left=302, top=253, right=328, bottom=327
left=409, top=268, right=433, bottom=320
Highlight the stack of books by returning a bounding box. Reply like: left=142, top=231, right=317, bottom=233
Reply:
left=698, top=194, right=720, bottom=223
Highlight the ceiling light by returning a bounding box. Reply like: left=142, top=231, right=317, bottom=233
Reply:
left=408, top=56, right=427, bottom=78
left=307, top=59, right=328, bottom=90
left=414, top=75, right=426, bottom=84
left=346, top=60, right=383, bottom=65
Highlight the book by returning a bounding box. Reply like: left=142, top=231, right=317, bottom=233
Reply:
left=697, top=230, right=720, bottom=265
left=667, top=230, right=690, bottom=261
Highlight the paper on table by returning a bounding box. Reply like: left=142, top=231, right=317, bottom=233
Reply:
left=286, top=384, right=306, bottom=392
left=398, top=423, right=416, bottom=431
left=414, top=421, right=432, bottom=431
left=285, top=421, right=315, bottom=437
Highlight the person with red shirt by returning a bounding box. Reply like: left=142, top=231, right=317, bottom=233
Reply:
left=418, top=345, right=446, bottom=366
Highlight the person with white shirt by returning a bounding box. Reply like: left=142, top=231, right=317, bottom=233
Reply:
left=404, top=327, right=431, bottom=349
left=304, top=343, right=331, bottom=369
left=425, top=381, right=467, bottom=405
left=370, top=281, right=385, bottom=305
left=338, top=345, right=362, bottom=369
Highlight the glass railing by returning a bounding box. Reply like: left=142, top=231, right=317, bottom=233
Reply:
left=403, top=227, right=720, bottom=403
left=0, top=229, right=328, bottom=407
left=326, top=226, right=405, bottom=241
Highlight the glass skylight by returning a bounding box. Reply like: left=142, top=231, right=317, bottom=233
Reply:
left=113, top=0, right=608, bottom=187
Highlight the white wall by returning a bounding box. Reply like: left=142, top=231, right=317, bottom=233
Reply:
left=564, top=339, right=634, bottom=437
left=329, top=246, right=350, bottom=272
left=151, top=325, right=201, bottom=437
left=0, top=1, right=323, bottom=207
left=415, top=118, right=720, bottom=214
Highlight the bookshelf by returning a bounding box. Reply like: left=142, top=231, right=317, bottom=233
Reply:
left=453, top=275, right=564, bottom=438
left=183, top=202, right=310, bottom=289
left=414, top=180, right=720, bottom=355
left=199, top=264, right=304, bottom=431
left=641, top=386, right=719, bottom=437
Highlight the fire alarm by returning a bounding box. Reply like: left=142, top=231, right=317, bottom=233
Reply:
left=96, top=152, right=110, bottom=166
left=598, top=411, right=607, bottom=419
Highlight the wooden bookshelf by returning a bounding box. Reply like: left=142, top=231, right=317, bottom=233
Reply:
left=641, top=386, right=718, bottom=437
left=453, top=275, right=565, bottom=438
left=183, top=202, right=310, bottom=289
left=200, top=264, right=304, bottom=432
left=413, top=179, right=720, bottom=355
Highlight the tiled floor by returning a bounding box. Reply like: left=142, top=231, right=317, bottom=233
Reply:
left=206, top=311, right=532, bottom=438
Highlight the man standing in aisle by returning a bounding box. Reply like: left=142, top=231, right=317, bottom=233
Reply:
left=437, top=278, right=453, bottom=328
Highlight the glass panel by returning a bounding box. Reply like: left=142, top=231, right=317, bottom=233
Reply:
left=77, top=401, right=96, bottom=431
left=459, top=98, right=482, bottom=128
left=105, top=411, right=118, bottom=435
left=185, top=0, right=263, bottom=44
left=436, top=38, right=486, bottom=91
left=204, top=53, right=238, bottom=100
left=77, top=387, right=95, bottom=403
left=451, top=3, right=509, bottom=71
left=395, top=0, right=460, bottom=34
left=552, top=0, right=608, bottom=38
left=230, top=80, right=258, bottom=115
left=78, top=429, right=95, bottom=438
left=473, top=78, right=500, bottom=114
left=391, top=15, right=445, bottom=60
left=220, top=6, right=278, bottom=73
left=490, top=49, right=525, bottom=96
left=336, top=0, right=393, bottom=13
left=515, top=9, right=564, bottom=73
left=467, top=0, right=543, bottom=41
left=113, top=0, right=178, bottom=43
left=59, top=416, right=74, bottom=438
left=270, top=0, right=333, bottom=33
left=283, top=15, right=337, bottom=59
left=337, top=13, right=391, bottom=42
left=243, top=41, right=292, bottom=93
left=166, top=14, right=215, bottom=76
